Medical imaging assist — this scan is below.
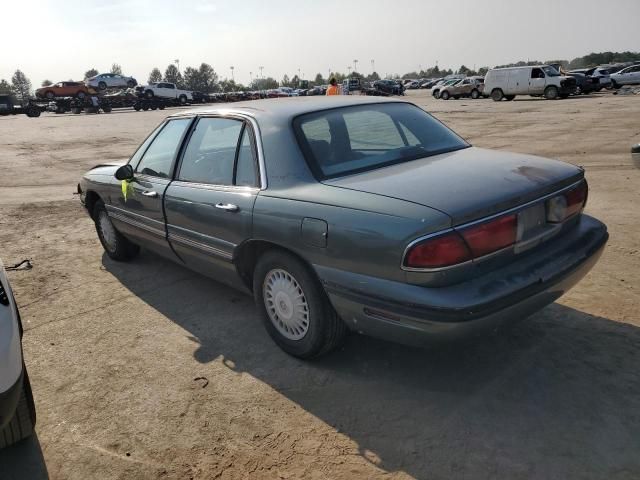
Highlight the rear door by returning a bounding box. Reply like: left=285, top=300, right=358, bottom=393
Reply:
left=107, top=117, right=193, bottom=256
left=164, top=116, right=261, bottom=284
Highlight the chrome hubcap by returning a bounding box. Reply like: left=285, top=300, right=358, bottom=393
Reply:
left=263, top=269, right=309, bottom=340
left=99, top=211, right=117, bottom=252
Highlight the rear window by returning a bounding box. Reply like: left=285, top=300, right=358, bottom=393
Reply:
left=294, top=103, right=469, bottom=179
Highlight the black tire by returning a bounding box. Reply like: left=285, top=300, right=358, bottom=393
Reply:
left=253, top=251, right=347, bottom=359
left=151, top=105, right=158, bottom=110
left=179, top=95, right=187, bottom=105
left=158, top=105, right=165, bottom=110
left=134, top=104, right=141, bottom=111
left=611, top=80, right=620, bottom=89
left=0, top=371, right=36, bottom=448
left=142, top=105, right=149, bottom=111
left=470, top=89, right=480, bottom=99
left=505, top=95, right=516, bottom=101
left=45, top=91, right=55, bottom=99
left=544, top=85, right=559, bottom=100
left=127, top=80, right=135, bottom=88
left=98, top=81, right=107, bottom=90
left=76, top=91, right=86, bottom=99
left=491, top=89, right=504, bottom=101
left=102, top=105, right=112, bottom=113
left=93, top=200, right=139, bottom=261
left=72, top=107, right=82, bottom=114
left=440, top=90, right=450, bottom=100
left=145, top=90, right=154, bottom=99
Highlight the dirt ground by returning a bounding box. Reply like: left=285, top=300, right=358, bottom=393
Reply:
left=0, top=90, right=639, bottom=480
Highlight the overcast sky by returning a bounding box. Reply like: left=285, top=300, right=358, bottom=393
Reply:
left=1, top=0, right=638, bottom=86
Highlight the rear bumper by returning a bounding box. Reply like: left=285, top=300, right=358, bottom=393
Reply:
left=318, top=215, right=608, bottom=346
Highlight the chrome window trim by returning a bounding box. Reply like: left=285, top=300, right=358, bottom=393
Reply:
left=401, top=179, right=585, bottom=272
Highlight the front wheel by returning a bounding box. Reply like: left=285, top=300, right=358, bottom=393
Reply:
left=470, top=89, right=480, bottom=99
left=253, top=251, right=347, bottom=359
left=491, top=89, right=504, bottom=101
left=98, top=81, right=107, bottom=90
left=0, top=370, right=36, bottom=448
left=94, top=200, right=139, bottom=261
left=544, top=86, right=559, bottom=100
left=440, top=91, right=450, bottom=100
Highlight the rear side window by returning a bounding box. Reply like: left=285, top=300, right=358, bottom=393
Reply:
left=178, top=117, right=243, bottom=185
left=135, top=118, right=191, bottom=178
left=294, top=103, right=469, bottom=179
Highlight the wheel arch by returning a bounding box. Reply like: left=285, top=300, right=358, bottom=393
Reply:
left=234, top=239, right=321, bottom=293
left=84, top=189, right=102, bottom=220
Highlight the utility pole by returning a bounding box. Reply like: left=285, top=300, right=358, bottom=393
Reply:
left=230, top=66, right=234, bottom=82
left=347, top=66, right=352, bottom=76
left=259, top=66, right=264, bottom=79
left=353, top=59, right=358, bottom=73
left=371, top=59, right=375, bottom=73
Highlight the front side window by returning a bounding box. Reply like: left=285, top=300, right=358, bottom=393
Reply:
left=135, top=118, right=191, bottom=178
left=531, top=68, right=545, bottom=79
left=178, top=117, right=243, bottom=185
left=542, top=66, right=560, bottom=77
left=295, top=103, right=469, bottom=179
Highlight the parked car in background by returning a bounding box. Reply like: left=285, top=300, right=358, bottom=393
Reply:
left=610, top=64, right=640, bottom=88
left=432, top=79, right=461, bottom=99
left=35, top=81, right=91, bottom=99
left=78, top=97, right=607, bottom=358
left=404, top=81, right=422, bottom=89
left=86, top=73, right=137, bottom=90
left=138, top=82, right=193, bottom=104
left=439, top=77, right=485, bottom=100
left=1, top=259, right=37, bottom=448
left=564, top=72, right=599, bottom=95
left=571, top=67, right=612, bottom=90
left=0, top=94, right=19, bottom=115
left=192, top=91, right=212, bottom=103
left=484, top=65, right=576, bottom=101
left=373, top=79, right=404, bottom=95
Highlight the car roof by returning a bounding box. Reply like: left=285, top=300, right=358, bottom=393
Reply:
left=169, top=96, right=409, bottom=121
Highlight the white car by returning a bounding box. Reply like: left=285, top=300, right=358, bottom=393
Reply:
left=140, top=82, right=193, bottom=104
left=0, top=260, right=36, bottom=448
left=87, top=73, right=138, bottom=90
left=611, top=64, right=640, bottom=88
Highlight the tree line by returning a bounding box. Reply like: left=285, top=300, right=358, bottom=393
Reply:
left=2, top=51, right=639, bottom=98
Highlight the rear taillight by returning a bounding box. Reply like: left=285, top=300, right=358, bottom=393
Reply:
left=404, top=214, right=517, bottom=269
left=546, top=181, right=588, bottom=223
left=404, top=232, right=471, bottom=269
left=459, top=214, right=517, bottom=257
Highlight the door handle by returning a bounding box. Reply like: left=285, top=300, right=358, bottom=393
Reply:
left=215, top=203, right=239, bottom=212
left=141, top=190, right=158, bottom=197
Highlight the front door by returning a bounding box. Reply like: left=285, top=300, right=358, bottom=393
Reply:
left=164, top=116, right=261, bottom=287
left=528, top=68, right=546, bottom=94
left=107, top=117, right=193, bottom=257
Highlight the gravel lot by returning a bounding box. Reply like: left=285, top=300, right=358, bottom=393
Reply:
left=0, top=90, right=639, bottom=480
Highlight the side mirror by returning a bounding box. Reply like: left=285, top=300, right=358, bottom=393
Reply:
left=115, top=164, right=134, bottom=181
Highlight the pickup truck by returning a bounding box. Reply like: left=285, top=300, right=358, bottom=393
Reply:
left=138, top=82, right=193, bottom=104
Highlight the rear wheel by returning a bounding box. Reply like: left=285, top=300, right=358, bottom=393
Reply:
left=491, top=89, right=504, bottom=101
left=0, top=371, right=36, bottom=448
left=440, top=90, right=450, bottom=100
left=179, top=95, right=187, bottom=105
left=544, top=85, right=559, bottom=100
left=470, top=89, right=480, bottom=99
left=253, top=251, right=347, bottom=359
left=93, top=200, right=139, bottom=261
left=45, top=91, right=55, bottom=99
left=145, top=90, right=154, bottom=99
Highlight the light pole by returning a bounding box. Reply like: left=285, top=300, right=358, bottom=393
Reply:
left=175, top=59, right=180, bottom=73
left=259, top=66, right=264, bottom=79
left=353, top=59, right=358, bottom=74
left=371, top=59, right=375, bottom=73
left=250, top=71, right=253, bottom=84
left=230, top=66, right=234, bottom=82
left=347, top=66, right=352, bottom=76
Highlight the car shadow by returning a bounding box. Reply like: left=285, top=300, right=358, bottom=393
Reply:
left=103, top=251, right=640, bottom=478
left=0, top=432, right=49, bottom=479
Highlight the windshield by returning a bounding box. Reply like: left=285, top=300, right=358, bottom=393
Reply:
left=293, top=103, right=469, bottom=179
left=543, top=66, right=561, bottom=77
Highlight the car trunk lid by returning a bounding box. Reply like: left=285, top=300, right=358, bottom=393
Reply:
left=323, top=147, right=583, bottom=226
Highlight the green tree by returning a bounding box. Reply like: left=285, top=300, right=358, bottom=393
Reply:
left=367, top=71, right=381, bottom=81
left=478, top=66, right=489, bottom=76
left=164, top=64, right=184, bottom=88
left=0, top=79, right=11, bottom=93
left=313, top=73, right=324, bottom=85
left=290, top=74, right=300, bottom=87
left=41, top=79, right=53, bottom=87
left=84, top=68, right=99, bottom=79
left=251, top=77, right=278, bottom=90
left=148, top=68, right=162, bottom=83
left=281, top=74, right=291, bottom=87
left=11, top=70, right=32, bottom=100
left=183, top=67, right=200, bottom=91
left=198, top=63, right=218, bottom=92
left=110, top=63, right=123, bottom=75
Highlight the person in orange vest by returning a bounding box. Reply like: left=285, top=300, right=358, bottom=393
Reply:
left=326, top=78, right=340, bottom=96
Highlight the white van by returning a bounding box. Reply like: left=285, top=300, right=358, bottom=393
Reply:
left=484, top=65, right=577, bottom=101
